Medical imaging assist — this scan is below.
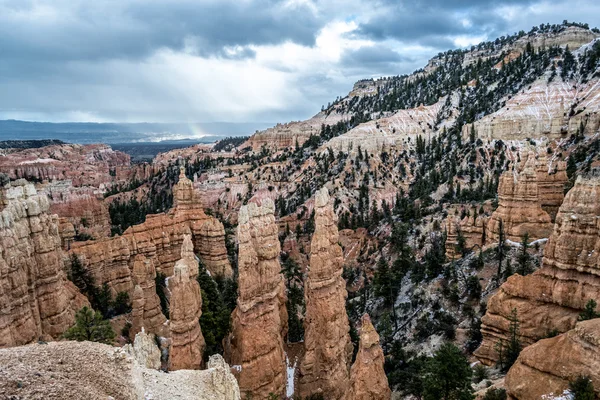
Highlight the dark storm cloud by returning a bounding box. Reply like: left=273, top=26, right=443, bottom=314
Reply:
left=354, top=0, right=539, bottom=48
left=0, top=0, right=323, bottom=63
left=0, top=0, right=600, bottom=123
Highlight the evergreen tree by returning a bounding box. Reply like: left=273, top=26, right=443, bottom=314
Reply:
left=422, top=343, right=474, bottom=400
left=578, top=299, right=600, bottom=321
left=496, top=219, right=506, bottom=283
left=63, top=306, right=115, bottom=344
left=569, top=376, right=595, bottom=400
left=516, top=233, right=532, bottom=276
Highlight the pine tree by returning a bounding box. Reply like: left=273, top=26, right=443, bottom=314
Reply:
left=578, top=299, right=600, bottom=321
left=63, top=306, right=116, bottom=344
left=516, top=233, right=532, bottom=276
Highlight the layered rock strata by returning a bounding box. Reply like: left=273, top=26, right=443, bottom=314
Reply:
left=445, top=214, right=488, bottom=260
left=168, top=234, right=205, bottom=371
left=486, top=152, right=553, bottom=243
left=0, top=179, right=88, bottom=348
left=298, top=187, right=353, bottom=399
left=225, top=199, right=288, bottom=399
left=505, top=319, right=600, bottom=400
left=346, top=314, right=391, bottom=400
left=476, top=173, right=600, bottom=365
left=69, top=168, right=232, bottom=324
left=535, top=154, right=567, bottom=221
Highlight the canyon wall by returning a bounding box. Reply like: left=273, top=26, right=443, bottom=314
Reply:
left=225, top=198, right=288, bottom=399
left=476, top=172, right=600, bottom=365
left=0, top=179, right=88, bottom=348
left=130, top=254, right=167, bottom=338
left=298, top=187, right=353, bottom=400
left=505, top=319, right=600, bottom=400
left=168, top=234, right=205, bottom=371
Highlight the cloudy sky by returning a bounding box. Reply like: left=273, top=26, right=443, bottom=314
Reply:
left=1, top=0, right=599, bottom=125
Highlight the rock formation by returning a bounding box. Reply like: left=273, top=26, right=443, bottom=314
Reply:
left=69, top=167, right=232, bottom=336
left=476, top=172, right=600, bottom=365
left=42, top=180, right=111, bottom=242
left=298, top=187, right=353, bottom=400
left=486, top=152, right=553, bottom=243
left=125, top=330, right=162, bottom=370
left=466, top=73, right=600, bottom=141
left=505, top=319, right=600, bottom=400
left=346, top=314, right=391, bottom=400
left=225, top=198, right=288, bottom=399
left=130, top=254, right=167, bottom=337
left=535, top=154, right=568, bottom=221
left=0, top=143, right=130, bottom=186
left=0, top=179, right=88, bottom=348
left=0, top=340, right=241, bottom=399
left=445, top=214, right=488, bottom=260
left=168, top=234, right=205, bottom=371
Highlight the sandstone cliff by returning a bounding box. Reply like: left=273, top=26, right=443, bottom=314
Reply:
left=346, top=314, right=391, bottom=400
left=486, top=152, right=553, bottom=243
left=0, top=143, right=130, bottom=186
left=0, top=179, right=88, bottom=348
left=476, top=173, right=600, bottom=365
left=298, top=187, right=353, bottom=399
left=505, top=319, right=600, bottom=400
left=69, top=167, right=232, bottom=332
left=225, top=198, right=288, bottom=399
left=168, top=234, right=205, bottom=371
left=445, top=214, right=488, bottom=260
left=0, top=340, right=241, bottom=400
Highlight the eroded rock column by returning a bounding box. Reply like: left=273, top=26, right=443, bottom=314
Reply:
left=347, top=314, right=391, bottom=400
left=168, top=234, right=205, bottom=370
left=298, top=187, right=352, bottom=400
left=225, top=199, right=287, bottom=399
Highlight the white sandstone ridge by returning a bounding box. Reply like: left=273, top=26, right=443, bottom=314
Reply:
left=464, top=74, right=600, bottom=140
left=0, top=332, right=241, bottom=400
left=318, top=97, right=453, bottom=154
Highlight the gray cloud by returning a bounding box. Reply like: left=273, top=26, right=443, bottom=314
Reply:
left=0, top=0, right=599, bottom=124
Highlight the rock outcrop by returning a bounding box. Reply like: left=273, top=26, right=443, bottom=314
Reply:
left=476, top=173, right=600, bottom=365
left=0, top=341, right=241, bottom=400
left=125, top=330, right=162, bottom=370
left=445, top=214, right=488, bottom=260
left=298, top=187, right=353, bottom=400
left=0, top=143, right=130, bottom=186
left=69, top=167, right=232, bottom=337
left=168, top=234, right=205, bottom=371
left=346, top=314, right=391, bottom=400
left=225, top=199, right=288, bottom=399
left=130, top=254, right=167, bottom=337
left=42, top=180, right=111, bottom=242
left=486, top=152, right=553, bottom=243
left=0, top=179, right=88, bottom=348
left=505, top=319, right=600, bottom=400
left=535, top=154, right=568, bottom=221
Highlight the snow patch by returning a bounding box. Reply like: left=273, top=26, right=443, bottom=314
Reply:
left=286, top=353, right=297, bottom=397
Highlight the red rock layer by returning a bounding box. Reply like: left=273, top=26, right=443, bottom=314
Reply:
left=225, top=199, right=288, bottom=399
left=486, top=152, right=553, bottom=243
left=130, top=254, right=167, bottom=337
left=0, top=180, right=89, bottom=348
left=298, top=187, right=353, bottom=400
left=535, top=154, right=567, bottom=221
left=0, top=144, right=129, bottom=186
left=346, top=314, right=391, bottom=400
left=69, top=168, right=232, bottom=321
left=168, top=234, right=205, bottom=371
left=506, top=319, right=600, bottom=400
left=476, top=173, right=600, bottom=365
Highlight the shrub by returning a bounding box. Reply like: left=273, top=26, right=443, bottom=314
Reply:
left=569, top=376, right=595, bottom=400
left=482, top=388, right=507, bottom=400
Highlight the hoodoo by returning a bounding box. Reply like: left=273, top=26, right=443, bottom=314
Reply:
left=225, top=199, right=288, bottom=399
left=298, top=187, right=353, bottom=400
left=168, top=234, right=205, bottom=371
